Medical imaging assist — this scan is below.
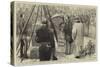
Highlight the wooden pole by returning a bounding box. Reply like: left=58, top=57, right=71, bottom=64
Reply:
left=16, top=5, right=36, bottom=55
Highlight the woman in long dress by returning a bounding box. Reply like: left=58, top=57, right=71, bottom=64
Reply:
left=72, top=17, right=84, bottom=58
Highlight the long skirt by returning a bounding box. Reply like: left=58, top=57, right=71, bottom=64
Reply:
left=39, top=44, right=51, bottom=61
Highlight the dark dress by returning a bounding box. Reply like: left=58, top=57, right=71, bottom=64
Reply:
left=64, top=18, right=73, bottom=55
left=36, top=26, right=55, bottom=61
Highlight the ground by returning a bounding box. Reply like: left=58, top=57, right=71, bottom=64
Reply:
left=16, top=53, right=96, bottom=65
left=15, top=36, right=96, bottom=65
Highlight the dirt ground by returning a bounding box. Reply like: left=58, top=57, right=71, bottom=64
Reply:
left=15, top=36, right=96, bottom=66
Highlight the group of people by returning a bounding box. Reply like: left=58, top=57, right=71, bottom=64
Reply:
left=19, top=14, right=85, bottom=61
left=56, top=15, right=84, bottom=58
left=35, top=15, right=84, bottom=61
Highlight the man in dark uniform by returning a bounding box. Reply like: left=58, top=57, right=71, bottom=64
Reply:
left=35, top=18, right=57, bottom=61
left=64, top=16, right=73, bottom=55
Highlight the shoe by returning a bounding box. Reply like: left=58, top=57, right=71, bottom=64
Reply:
left=75, top=56, right=80, bottom=59
left=53, top=56, right=58, bottom=60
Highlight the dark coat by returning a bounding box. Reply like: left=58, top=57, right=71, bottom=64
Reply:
left=64, top=19, right=73, bottom=43
left=36, top=26, right=55, bottom=48
left=35, top=26, right=55, bottom=61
